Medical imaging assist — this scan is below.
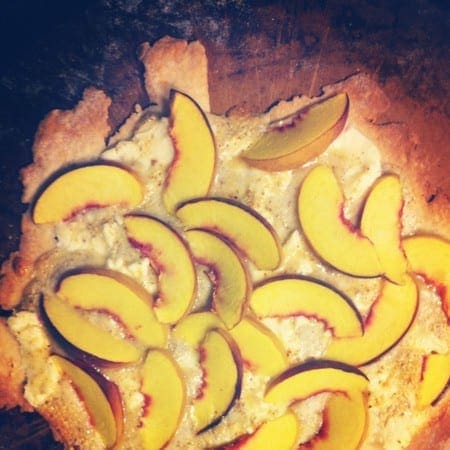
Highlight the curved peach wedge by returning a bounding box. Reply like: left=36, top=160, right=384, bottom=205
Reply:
left=223, top=411, right=300, bottom=450
left=193, top=329, right=242, bottom=433
left=416, top=352, right=450, bottom=409
left=41, top=294, right=142, bottom=364
left=185, top=229, right=251, bottom=328
left=57, top=269, right=167, bottom=348
left=264, top=359, right=368, bottom=408
left=361, top=174, right=407, bottom=284
left=325, top=276, right=418, bottom=366
left=176, top=198, right=281, bottom=271
left=300, top=389, right=368, bottom=450
left=172, top=311, right=225, bottom=349
left=249, top=277, right=363, bottom=338
left=124, top=214, right=196, bottom=324
left=402, top=234, right=450, bottom=320
left=241, top=93, right=349, bottom=171
left=50, top=355, right=122, bottom=448
left=229, top=316, right=288, bottom=377
left=33, top=164, right=143, bottom=224
left=163, top=90, right=216, bottom=212
left=139, top=350, right=186, bottom=450
left=297, top=165, right=382, bottom=277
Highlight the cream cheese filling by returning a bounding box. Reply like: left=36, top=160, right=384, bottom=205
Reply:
left=14, top=107, right=449, bottom=449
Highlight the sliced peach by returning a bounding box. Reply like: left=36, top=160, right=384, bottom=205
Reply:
left=264, top=359, right=368, bottom=407
left=139, top=350, right=186, bottom=450
left=41, top=294, right=142, bottom=364
left=297, top=165, right=382, bottom=277
left=361, top=174, right=407, bottom=284
left=124, top=214, right=196, bottom=324
left=176, top=197, right=281, bottom=271
left=33, top=164, right=143, bottom=224
left=249, top=277, right=363, bottom=338
left=417, top=352, right=450, bottom=409
left=402, top=234, right=450, bottom=320
left=241, top=93, right=349, bottom=171
left=193, top=328, right=242, bottom=433
left=185, top=229, right=251, bottom=328
left=325, top=276, right=418, bottom=366
left=163, top=90, right=216, bottom=212
left=229, top=316, right=288, bottom=377
left=57, top=268, right=167, bottom=348
left=50, top=355, right=123, bottom=448
left=223, top=411, right=300, bottom=449
left=301, top=389, right=368, bottom=450
left=172, top=311, right=225, bottom=349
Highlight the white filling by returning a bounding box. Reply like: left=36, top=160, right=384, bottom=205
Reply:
left=18, top=108, right=449, bottom=449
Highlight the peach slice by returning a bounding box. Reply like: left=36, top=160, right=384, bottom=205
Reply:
left=185, top=229, right=251, bottom=328
left=50, top=355, right=123, bottom=448
left=264, top=359, right=368, bottom=407
left=297, top=165, right=382, bottom=277
left=163, top=90, right=216, bottom=212
left=360, top=174, right=407, bottom=284
left=124, top=214, right=196, bottom=324
left=41, top=294, right=142, bottom=364
left=176, top=198, right=281, bottom=271
left=416, top=352, right=450, bottom=409
left=57, top=269, right=167, bottom=348
left=32, top=164, right=143, bottom=224
left=301, top=389, right=368, bottom=450
left=172, top=311, right=225, bottom=349
left=229, top=316, right=288, bottom=377
left=402, top=234, right=450, bottom=320
left=193, top=328, right=242, bottom=433
left=222, top=411, right=300, bottom=450
left=241, top=93, right=349, bottom=171
left=139, top=350, right=186, bottom=450
left=249, top=277, right=363, bottom=338
left=325, top=275, right=418, bottom=366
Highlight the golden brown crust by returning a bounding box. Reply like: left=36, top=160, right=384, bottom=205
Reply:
left=139, top=36, right=210, bottom=113
left=21, top=87, right=112, bottom=204
left=0, top=319, right=30, bottom=411
left=407, top=390, right=450, bottom=450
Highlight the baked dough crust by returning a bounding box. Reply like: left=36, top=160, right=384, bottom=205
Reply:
left=0, top=36, right=448, bottom=449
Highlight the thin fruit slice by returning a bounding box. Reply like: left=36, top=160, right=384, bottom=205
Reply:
left=176, top=197, right=281, bottom=271
left=41, top=294, right=142, bottom=364
left=264, top=359, right=368, bottom=407
left=193, top=329, right=242, bottom=433
left=241, top=93, right=349, bottom=171
left=163, top=90, right=216, bottom=212
left=229, top=316, right=288, bottom=377
left=124, top=214, right=196, bottom=324
left=361, top=174, right=407, bottom=284
left=172, top=311, right=225, bottom=349
left=57, top=269, right=167, bottom=348
left=417, top=353, right=450, bottom=409
left=300, top=390, right=368, bottom=450
left=50, top=355, right=122, bottom=448
left=139, top=350, right=186, bottom=450
left=297, top=165, right=382, bottom=277
left=403, top=234, right=450, bottom=320
left=249, top=277, right=363, bottom=338
left=325, top=276, right=418, bottom=366
left=223, top=411, right=300, bottom=450
left=33, top=164, right=143, bottom=224
left=185, top=229, right=251, bottom=328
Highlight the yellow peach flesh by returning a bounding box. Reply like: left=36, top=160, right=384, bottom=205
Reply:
left=33, top=164, right=143, bottom=224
